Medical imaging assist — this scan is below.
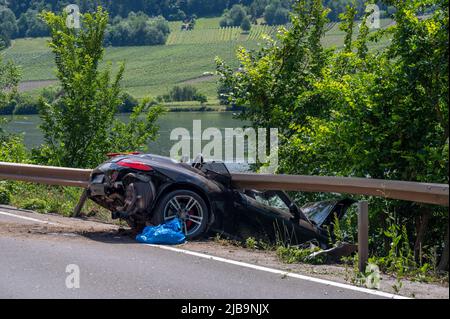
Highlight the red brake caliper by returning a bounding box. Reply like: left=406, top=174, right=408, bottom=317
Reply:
left=186, top=210, right=194, bottom=229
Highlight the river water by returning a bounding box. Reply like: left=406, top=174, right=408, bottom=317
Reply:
left=3, top=112, right=250, bottom=168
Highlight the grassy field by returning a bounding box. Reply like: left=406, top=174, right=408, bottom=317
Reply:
left=3, top=38, right=259, bottom=99
left=166, top=19, right=280, bottom=45
left=1, top=17, right=392, bottom=103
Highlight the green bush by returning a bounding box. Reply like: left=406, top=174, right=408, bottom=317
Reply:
left=241, top=16, right=252, bottom=32
left=276, top=245, right=325, bottom=264
left=0, top=186, right=11, bottom=205
left=220, top=4, right=248, bottom=27
left=245, top=237, right=258, bottom=249
left=21, top=198, right=49, bottom=213
left=118, top=92, right=139, bottom=113
left=0, top=129, right=29, bottom=163
left=13, top=98, right=39, bottom=115
left=0, top=101, right=15, bottom=115
left=105, top=13, right=170, bottom=46
left=161, top=85, right=208, bottom=103
left=0, top=94, right=41, bottom=115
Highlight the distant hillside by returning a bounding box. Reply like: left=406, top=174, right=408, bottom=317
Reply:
left=4, top=1, right=379, bottom=21
left=2, top=16, right=393, bottom=106
left=1, top=0, right=394, bottom=49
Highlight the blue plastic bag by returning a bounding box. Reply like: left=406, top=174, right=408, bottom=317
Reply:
left=135, top=218, right=186, bottom=245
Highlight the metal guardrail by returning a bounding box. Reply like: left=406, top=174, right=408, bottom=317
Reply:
left=1, top=162, right=448, bottom=206
left=0, top=162, right=91, bottom=188
left=1, top=161, right=448, bottom=271
left=231, top=173, right=449, bottom=206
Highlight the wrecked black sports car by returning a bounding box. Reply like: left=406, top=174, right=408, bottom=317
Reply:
left=87, top=153, right=355, bottom=246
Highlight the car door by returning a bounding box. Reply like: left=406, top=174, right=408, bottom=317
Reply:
left=234, top=190, right=322, bottom=244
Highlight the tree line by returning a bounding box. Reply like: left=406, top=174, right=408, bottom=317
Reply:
left=0, top=1, right=172, bottom=48
left=1, top=0, right=397, bottom=49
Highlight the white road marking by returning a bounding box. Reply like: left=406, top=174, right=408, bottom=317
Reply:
left=147, top=244, right=410, bottom=299
left=0, top=208, right=410, bottom=298
left=0, top=210, right=58, bottom=226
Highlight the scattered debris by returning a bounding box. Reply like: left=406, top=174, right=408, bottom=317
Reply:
left=307, top=241, right=358, bottom=263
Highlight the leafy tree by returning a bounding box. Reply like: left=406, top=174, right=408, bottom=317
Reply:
left=264, top=0, right=290, bottom=25
left=249, top=0, right=270, bottom=18
left=0, top=54, right=20, bottom=110
left=241, top=15, right=252, bottom=31
left=37, top=7, right=163, bottom=168
left=217, top=0, right=329, bottom=131
left=195, top=93, right=207, bottom=105
left=0, top=6, right=18, bottom=48
left=217, top=0, right=449, bottom=269
left=0, top=54, right=27, bottom=163
left=220, top=4, right=248, bottom=27
left=118, top=92, right=139, bottom=113
left=17, top=8, right=49, bottom=37
left=0, top=121, right=28, bottom=163
left=161, top=85, right=207, bottom=103
left=105, top=12, right=170, bottom=46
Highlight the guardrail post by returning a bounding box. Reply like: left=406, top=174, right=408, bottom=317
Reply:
left=358, top=200, right=369, bottom=273
left=73, top=189, right=88, bottom=217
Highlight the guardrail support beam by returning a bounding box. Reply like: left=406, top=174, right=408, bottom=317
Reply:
left=358, top=200, right=369, bottom=273
left=73, top=189, right=88, bottom=217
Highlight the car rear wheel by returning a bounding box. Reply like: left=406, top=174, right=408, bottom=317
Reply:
left=153, top=190, right=208, bottom=239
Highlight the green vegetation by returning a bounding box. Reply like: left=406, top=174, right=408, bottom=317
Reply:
left=263, top=0, right=291, bottom=25
left=217, top=0, right=449, bottom=276
left=220, top=4, right=250, bottom=28
left=2, top=38, right=258, bottom=100
left=245, top=236, right=258, bottom=249
left=241, top=16, right=252, bottom=32
left=0, top=181, right=112, bottom=219
left=1, top=15, right=392, bottom=108
left=36, top=7, right=163, bottom=168
left=159, top=85, right=207, bottom=104
left=0, top=6, right=163, bottom=221
left=105, top=12, right=170, bottom=47
left=276, top=245, right=325, bottom=264
left=0, top=184, right=11, bottom=204
left=1, top=1, right=395, bottom=110
left=16, top=7, right=48, bottom=38
left=0, top=1, right=400, bottom=49
left=0, top=6, right=17, bottom=48
left=166, top=25, right=278, bottom=44
left=0, top=52, right=20, bottom=110
left=0, top=123, right=28, bottom=163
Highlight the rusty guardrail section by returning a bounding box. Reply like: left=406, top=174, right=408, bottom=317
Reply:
left=0, top=161, right=448, bottom=206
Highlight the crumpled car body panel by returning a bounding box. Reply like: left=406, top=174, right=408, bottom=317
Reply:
left=87, top=153, right=355, bottom=245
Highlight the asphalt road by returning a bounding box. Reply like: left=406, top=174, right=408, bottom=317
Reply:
left=0, top=208, right=390, bottom=299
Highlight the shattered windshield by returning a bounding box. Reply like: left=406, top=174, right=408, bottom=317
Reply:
left=253, top=193, right=290, bottom=212
left=301, top=201, right=336, bottom=226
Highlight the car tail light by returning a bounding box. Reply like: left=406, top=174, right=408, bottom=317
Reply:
left=117, top=159, right=153, bottom=171
left=107, top=152, right=141, bottom=158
